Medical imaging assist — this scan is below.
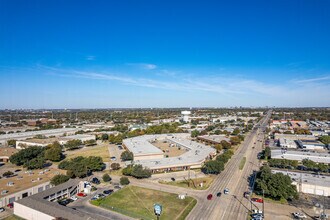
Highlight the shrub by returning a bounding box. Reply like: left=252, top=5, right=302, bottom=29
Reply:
left=120, top=177, right=130, bottom=185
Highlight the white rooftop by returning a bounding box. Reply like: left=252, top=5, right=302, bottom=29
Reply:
left=271, top=149, right=330, bottom=164
left=124, top=133, right=216, bottom=169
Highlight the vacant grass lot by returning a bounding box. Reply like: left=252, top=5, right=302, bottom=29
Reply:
left=91, top=185, right=197, bottom=220
left=160, top=176, right=214, bottom=190
left=65, top=144, right=110, bottom=162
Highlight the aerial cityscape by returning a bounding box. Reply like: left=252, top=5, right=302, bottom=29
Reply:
left=1, top=1, right=330, bottom=220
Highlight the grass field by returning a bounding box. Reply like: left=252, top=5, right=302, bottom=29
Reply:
left=3, top=215, right=25, bottom=220
left=159, top=176, right=214, bottom=190
left=91, top=185, right=197, bottom=220
left=239, top=157, right=246, bottom=170
left=65, top=144, right=110, bottom=162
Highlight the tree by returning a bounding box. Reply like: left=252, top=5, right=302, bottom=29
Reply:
left=120, top=176, right=130, bottom=185
left=202, top=160, right=224, bottom=174
left=191, top=130, right=200, bottom=138
left=64, top=139, right=82, bottom=150
left=232, top=128, right=240, bottom=135
left=25, top=156, right=45, bottom=169
left=2, top=171, right=13, bottom=177
left=121, top=151, right=134, bottom=161
left=230, top=136, right=241, bottom=145
left=255, top=165, right=298, bottom=200
left=7, top=139, right=16, bottom=147
left=302, top=159, right=318, bottom=171
left=50, top=174, right=70, bottom=186
left=101, top=134, right=109, bottom=141
left=84, top=139, right=97, bottom=146
left=264, top=147, right=271, bottom=159
left=214, top=144, right=223, bottom=152
left=10, top=146, right=45, bottom=167
left=44, top=142, right=63, bottom=162
left=110, top=163, right=121, bottom=170
left=131, top=164, right=152, bottom=178
left=220, top=140, right=231, bottom=149
left=102, top=173, right=111, bottom=182
left=319, top=135, right=330, bottom=145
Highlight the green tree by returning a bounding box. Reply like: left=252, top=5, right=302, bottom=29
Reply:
left=110, top=163, right=121, bottom=170
left=7, top=139, right=16, bottom=146
left=191, top=130, right=200, bottom=138
left=319, top=135, right=330, bottom=145
left=50, top=174, right=70, bottom=186
left=121, top=151, right=134, bottom=161
left=221, top=140, right=231, bottom=149
left=131, top=164, right=152, bottom=178
left=44, top=142, right=63, bottom=162
left=64, top=139, right=82, bottom=150
left=202, top=160, right=224, bottom=174
left=264, top=147, right=271, bottom=159
left=120, top=176, right=130, bottom=185
left=84, top=139, right=97, bottom=146
left=2, top=171, right=14, bottom=177
left=9, top=146, right=45, bottom=167
left=230, top=136, right=241, bottom=145
left=232, top=128, right=240, bottom=135
left=122, top=165, right=133, bottom=176
left=101, top=134, right=109, bottom=141
left=102, top=173, right=111, bottom=182
left=25, top=156, right=45, bottom=169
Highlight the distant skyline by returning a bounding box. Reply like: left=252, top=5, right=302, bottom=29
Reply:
left=1, top=0, right=330, bottom=109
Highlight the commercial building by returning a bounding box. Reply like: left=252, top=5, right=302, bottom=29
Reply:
left=296, top=140, right=326, bottom=150
left=278, top=138, right=297, bottom=148
left=124, top=133, right=216, bottom=173
left=0, top=147, right=18, bottom=163
left=181, top=111, right=191, bottom=122
left=13, top=179, right=101, bottom=220
left=0, top=128, right=79, bottom=146
left=272, top=169, right=330, bottom=196
left=59, top=134, right=96, bottom=145
left=274, top=133, right=316, bottom=141
left=271, top=149, right=330, bottom=164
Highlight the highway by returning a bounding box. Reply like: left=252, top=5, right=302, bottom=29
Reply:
left=187, top=110, right=272, bottom=220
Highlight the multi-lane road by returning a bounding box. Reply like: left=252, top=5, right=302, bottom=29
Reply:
left=187, top=110, right=271, bottom=220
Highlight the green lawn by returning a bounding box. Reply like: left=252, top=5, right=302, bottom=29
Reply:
left=159, top=176, right=214, bottom=190
left=239, top=157, right=246, bottom=170
left=91, top=185, right=197, bottom=220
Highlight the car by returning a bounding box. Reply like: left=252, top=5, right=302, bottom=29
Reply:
left=70, top=196, right=77, bottom=201
left=207, top=194, right=213, bottom=200
left=58, top=200, right=70, bottom=206
left=91, top=177, right=100, bottom=184
left=251, top=213, right=263, bottom=218
left=292, top=212, right=307, bottom=219
left=224, top=188, right=229, bottom=194
left=7, top=203, right=13, bottom=208
left=252, top=209, right=263, bottom=214
left=0, top=207, right=5, bottom=212
left=114, top=185, right=121, bottom=189
left=14, top=169, right=21, bottom=172
left=251, top=198, right=263, bottom=203
left=110, top=156, right=117, bottom=161
left=216, top=192, right=222, bottom=197
left=244, top=191, right=251, bottom=198
left=103, top=189, right=114, bottom=195
left=90, top=197, right=97, bottom=201
left=171, top=177, right=176, bottom=181
left=77, top=192, right=87, bottom=197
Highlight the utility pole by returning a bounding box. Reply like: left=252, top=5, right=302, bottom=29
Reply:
left=262, top=189, right=265, bottom=216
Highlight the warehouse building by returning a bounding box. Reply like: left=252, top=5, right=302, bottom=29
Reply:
left=296, top=140, right=326, bottom=150
left=278, top=138, right=297, bottom=148
left=271, top=149, right=330, bottom=164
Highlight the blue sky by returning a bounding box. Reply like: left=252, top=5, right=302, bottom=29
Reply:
left=1, top=0, right=330, bottom=108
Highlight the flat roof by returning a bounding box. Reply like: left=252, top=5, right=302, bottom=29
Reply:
left=0, top=147, right=18, bottom=157
left=19, top=137, right=59, bottom=144
left=125, top=133, right=216, bottom=169
left=0, top=128, right=79, bottom=141
left=272, top=169, right=330, bottom=188
left=61, top=134, right=95, bottom=140
left=123, top=135, right=164, bottom=156
left=271, top=149, right=330, bottom=164
left=15, top=179, right=105, bottom=220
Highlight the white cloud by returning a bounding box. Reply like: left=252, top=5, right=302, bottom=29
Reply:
left=86, top=56, right=95, bottom=61
left=127, top=63, right=157, bottom=70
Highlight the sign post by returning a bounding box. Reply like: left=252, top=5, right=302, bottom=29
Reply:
left=154, top=203, right=162, bottom=220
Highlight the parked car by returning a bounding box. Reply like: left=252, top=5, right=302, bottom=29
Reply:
left=224, top=188, right=229, bottom=194
left=91, top=177, right=100, bottom=184
left=0, top=207, right=5, bottom=212
left=244, top=191, right=251, bottom=198
left=77, top=192, right=87, bottom=197
left=207, top=194, right=213, bottom=200
left=70, top=196, right=78, bottom=201
left=114, top=185, right=121, bottom=189
left=292, top=212, right=307, bottom=219
left=251, top=213, right=263, bottom=218
left=7, top=203, right=13, bottom=208
left=103, top=189, right=114, bottom=195
left=14, top=169, right=21, bottom=172
left=252, top=209, right=263, bottom=214
left=251, top=198, right=263, bottom=203
left=58, top=200, right=70, bottom=206
left=216, top=192, right=222, bottom=197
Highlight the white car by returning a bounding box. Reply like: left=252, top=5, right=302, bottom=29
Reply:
left=292, top=212, right=307, bottom=219
left=0, top=207, right=5, bottom=212
left=252, top=209, right=263, bottom=214
left=70, top=196, right=77, bottom=201
left=224, top=188, right=229, bottom=194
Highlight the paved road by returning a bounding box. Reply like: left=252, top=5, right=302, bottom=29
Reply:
left=187, top=110, right=272, bottom=220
